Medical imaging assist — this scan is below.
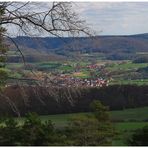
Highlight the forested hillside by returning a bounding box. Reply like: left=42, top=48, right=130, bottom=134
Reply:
left=6, top=33, right=148, bottom=62
left=1, top=85, right=148, bottom=116
left=11, top=33, right=148, bottom=53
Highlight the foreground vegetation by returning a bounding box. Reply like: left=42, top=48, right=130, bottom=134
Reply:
left=0, top=104, right=147, bottom=146
left=0, top=101, right=116, bottom=146
left=14, top=106, right=148, bottom=146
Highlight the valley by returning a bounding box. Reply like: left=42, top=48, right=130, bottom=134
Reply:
left=2, top=34, right=148, bottom=146
left=1, top=2, right=148, bottom=146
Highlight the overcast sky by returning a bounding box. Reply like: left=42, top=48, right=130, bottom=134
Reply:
left=7, top=2, right=148, bottom=36
left=74, top=2, right=148, bottom=35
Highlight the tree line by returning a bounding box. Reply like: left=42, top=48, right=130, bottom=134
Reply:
left=0, top=84, right=147, bottom=116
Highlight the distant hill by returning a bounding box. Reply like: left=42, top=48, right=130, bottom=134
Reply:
left=6, top=33, right=148, bottom=62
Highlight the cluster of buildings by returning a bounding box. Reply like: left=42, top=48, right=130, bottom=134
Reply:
left=48, top=75, right=109, bottom=88
left=74, top=63, right=105, bottom=71
left=11, top=62, right=110, bottom=88
left=86, top=64, right=104, bottom=69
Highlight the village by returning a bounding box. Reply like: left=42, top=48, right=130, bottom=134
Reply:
left=6, top=61, right=113, bottom=88
left=48, top=75, right=110, bottom=88
left=6, top=75, right=110, bottom=88
left=37, top=64, right=110, bottom=87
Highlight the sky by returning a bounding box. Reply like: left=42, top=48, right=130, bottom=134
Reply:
left=6, top=2, right=148, bottom=36
left=74, top=2, right=148, bottom=35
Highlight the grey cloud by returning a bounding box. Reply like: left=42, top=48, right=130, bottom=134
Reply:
left=6, top=2, right=148, bottom=36
left=75, top=2, right=148, bottom=35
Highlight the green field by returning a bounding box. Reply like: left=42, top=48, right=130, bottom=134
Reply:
left=111, top=106, right=148, bottom=121
left=6, top=63, right=24, bottom=69
left=106, top=61, right=148, bottom=71
left=110, top=79, right=148, bottom=85
left=104, top=61, right=148, bottom=85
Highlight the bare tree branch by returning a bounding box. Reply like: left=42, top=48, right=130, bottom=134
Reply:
left=0, top=2, right=94, bottom=109
left=3, top=34, right=26, bottom=64
left=1, top=2, right=92, bottom=37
